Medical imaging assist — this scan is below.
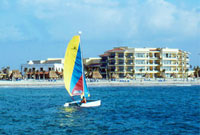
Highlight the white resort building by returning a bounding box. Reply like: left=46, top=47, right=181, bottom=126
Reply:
left=100, top=47, right=190, bottom=79
left=21, top=58, right=64, bottom=79
left=21, top=57, right=102, bottom=80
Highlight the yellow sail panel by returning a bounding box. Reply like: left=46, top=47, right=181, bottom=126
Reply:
left=64, top=35, right=80, bottom=96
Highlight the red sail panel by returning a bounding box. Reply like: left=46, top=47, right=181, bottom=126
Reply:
left=72, top=75, right=83, bottom=95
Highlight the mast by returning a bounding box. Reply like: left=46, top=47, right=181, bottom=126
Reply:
left=78, top=31, right=85, bottom=98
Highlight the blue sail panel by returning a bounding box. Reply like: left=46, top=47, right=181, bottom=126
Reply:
left=70, top=45, right=84, bottom=95
left=83, top=74, right=90, bottom=97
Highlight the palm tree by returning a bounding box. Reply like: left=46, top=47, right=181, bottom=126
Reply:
left=36, top=70, right=39, bottom=79
left=132, top=69, right=135, bottom=79
left=144, top=72, right=150, bottom=79
left=185, top=68, right=189, bottom=81
left=28, top=69, right=31, bottom=79
left=139, top=68, right=143, bottom=81
left=194, top=66, right=200, bottom=78
left=43, top=70, right=46, bottom=80
left=2, top=66, right=10, bottom=80
left=161, top=69, right=166, bottom=79
left=32, top=70, right=36, bottom=79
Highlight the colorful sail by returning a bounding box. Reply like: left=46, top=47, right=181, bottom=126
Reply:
left=64, top=35, right=90, bottom=97
left=83, top=73, right=90, bottom=97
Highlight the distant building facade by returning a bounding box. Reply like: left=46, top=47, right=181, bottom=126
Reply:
left=21, top=58, right=64, bottom=79
left=84, top=57, right=102, bottom=79
left=100, top=47, right=190, bottom=79
left=21, top=57, right=102, bottom=80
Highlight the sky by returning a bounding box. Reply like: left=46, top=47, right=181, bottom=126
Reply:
left=0, top=0, right=200, bottom=69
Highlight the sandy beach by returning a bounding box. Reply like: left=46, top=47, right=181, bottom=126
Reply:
left=0, top=79, right=199, bottom=87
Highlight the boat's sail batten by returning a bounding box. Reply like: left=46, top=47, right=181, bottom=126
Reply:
left=64, top=35, right=83, bottom=96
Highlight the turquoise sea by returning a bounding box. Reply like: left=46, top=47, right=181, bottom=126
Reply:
left=0, top=86, right=199, bottom=135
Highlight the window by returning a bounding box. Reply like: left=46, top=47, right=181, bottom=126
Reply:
left=163, top=60, right=171, bottom=64
left=118, top=53, right=124, bottom=58
left=110, top=53, right=115, bottom=58
left=118, top=60, right=124, bottom=65
left=110, top=67, right=115, bottom=72
left=119, top=73, right=124, bottom=78
left=162, top=67, right=171, bottom=71
left=135, top=66, right=145, bottom=71
left=126, top=53, right=133, bottom=58
left=127, top=67, right=133, bottom=71
left=127, top=60, right=133, bottom=64
left=135, top=53, right=145, bottom=58
left=164, top=53, right=172, bottom=58
left=135, top=60, right=145, bottom=64
left=119, top=67, right=124, bottom=71
left=109, top=60, right=115, bottom=65
left=24, top=68, right=27, bottom=72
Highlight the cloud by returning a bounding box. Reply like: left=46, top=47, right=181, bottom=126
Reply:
left=0, top=25, right=26, bottom=41
left=0, top=0, right=199, bottom=43
left=145, top=0, right=176, bottom=30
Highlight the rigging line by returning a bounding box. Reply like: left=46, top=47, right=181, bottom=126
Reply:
left=71, top=95, right=75, bottom=101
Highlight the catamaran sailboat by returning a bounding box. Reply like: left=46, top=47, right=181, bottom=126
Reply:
left=63, top=34, right=101, bottom=107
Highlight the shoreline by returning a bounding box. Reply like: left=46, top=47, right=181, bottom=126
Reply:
left=0, top=79, right=199, bottom=87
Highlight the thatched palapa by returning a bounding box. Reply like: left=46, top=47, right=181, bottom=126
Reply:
left=92, top=70, right=102, bottom=79
left=49, top=71, right=58, bottom=79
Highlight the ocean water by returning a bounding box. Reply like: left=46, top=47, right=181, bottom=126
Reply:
left=0, top=86, right=199, bottom=135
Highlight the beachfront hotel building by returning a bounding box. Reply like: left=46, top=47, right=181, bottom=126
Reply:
left=100, top=47, right=190, bottom=79
left=21, top=58, right=64, bottom=79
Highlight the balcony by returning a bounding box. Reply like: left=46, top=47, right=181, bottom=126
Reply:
left=165, top=70, right=179, bottom=73
left=118, top=57, right=124, bottom=60
left=162, top=57, right=177, bottom=60
left=125, top=63, right=133, bottom=66
left=126, top=55, right=133, bottom=59
left=135, top=63, right=159, bottom=66
left=109, top=56, right=115, bottom=59
left=148, top=56, right=160, bottom=60
left=118, top=63, right=124, bottom=65
left=126, top=70, right=133, bottom=72
left=148, top=63, right=159, bottom=66
left=135, top=57, right=148, bottom=59
left=108, top=63, right=115, bottom=66
left=135, top=70, right=159, bottom=73
left=162, top=63, right=178, bottom=66
left=100, top=60, right=107, bottom=63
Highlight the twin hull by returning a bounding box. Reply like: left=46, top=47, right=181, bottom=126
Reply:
left=64, top=100, right=101, bottom=108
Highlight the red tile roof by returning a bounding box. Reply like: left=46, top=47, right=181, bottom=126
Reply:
left=99, top=53, right=109, bottom=57
left=100, top=48, right=125, bottom=57
left=106, top=48, right=125, bottom=52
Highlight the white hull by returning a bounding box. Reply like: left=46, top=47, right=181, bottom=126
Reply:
left=64, top=100, right=101, bottom=107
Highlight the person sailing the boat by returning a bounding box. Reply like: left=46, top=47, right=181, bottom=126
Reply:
left=81, top=96, right=87, bottom=103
